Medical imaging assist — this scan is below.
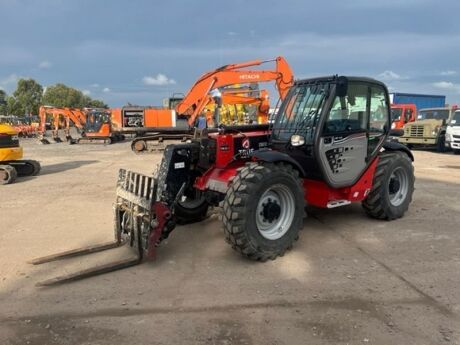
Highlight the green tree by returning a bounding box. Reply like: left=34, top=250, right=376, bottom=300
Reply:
left=0, top=89, right=7, bottom=115
left=83, top=96, right=108, bottom=108
left=6, top=96, right=22, bottom=115
left=12, top=78, right=43, bottom=115
left=43, top=83, right=107, bottom=108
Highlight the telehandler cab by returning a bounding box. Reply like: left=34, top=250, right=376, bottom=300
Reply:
left=31, top=76, right=414, bottom=286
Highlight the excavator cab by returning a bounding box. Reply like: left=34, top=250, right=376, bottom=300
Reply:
left=84, top=109, right=110, bottom=134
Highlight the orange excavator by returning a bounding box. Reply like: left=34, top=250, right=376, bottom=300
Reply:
left=130, top=56, right=294, bottom=152
left=38, top=106, right=124, bottom=144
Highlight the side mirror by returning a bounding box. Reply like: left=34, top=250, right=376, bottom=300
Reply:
left=442, top=119, right=447, bottom=126
left=336, top=76, right=348, bottom=98
left=290, top=134, right=305, bottom=147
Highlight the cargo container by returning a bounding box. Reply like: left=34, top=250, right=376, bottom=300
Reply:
left=390, top=93, right=445, bottom=111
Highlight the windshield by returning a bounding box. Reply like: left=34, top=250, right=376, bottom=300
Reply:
left=417, top=110, right=449, bottom=120
left=450, top=111, right=460, bottom=126
left=391, top=108, right=402, bottom=121
left=272, top=82, right=329, bottom=142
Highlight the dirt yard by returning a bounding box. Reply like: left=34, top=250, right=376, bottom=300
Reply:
left=1, top=139, right=459, bottom=345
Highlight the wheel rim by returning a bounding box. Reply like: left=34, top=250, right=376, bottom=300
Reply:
left=255, top=184, right=295, bottom=240
left=388, top=167, right=409, bottom=207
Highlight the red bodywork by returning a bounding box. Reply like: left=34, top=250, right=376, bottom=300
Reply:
left=194, top=131, right=379, bottom=208
left=391, top=104, right=416, bottom=129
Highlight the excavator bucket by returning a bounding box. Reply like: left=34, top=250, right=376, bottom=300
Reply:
left=30, top=169, right=164, bottom=286
left=39, top=136, right=51, bottom=144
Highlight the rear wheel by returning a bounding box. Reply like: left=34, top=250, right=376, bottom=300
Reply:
left=362, top=151, right=414, bottom=220
left=0, top=165, right=17, bottom=185
left=222, top=162, right=305, bottom=261
left=454, top=149, right=460, bottom=155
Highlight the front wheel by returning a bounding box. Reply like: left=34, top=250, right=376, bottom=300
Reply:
left=362, top=151, right=414, bottom=220
left=437, top=134, right=446, bottom=152
left=175, top=189, right=209, bottom=224
left=222, top=162, right=305, bottom=261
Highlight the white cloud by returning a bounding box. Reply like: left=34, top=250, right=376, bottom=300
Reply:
left=91, top=83, right=100, bottom=88
left=103, top=87, right=110, bottom=93
left=142, top=73, right=176, bottom=86
left=432, top=81, right=460, bottom=93
left=82, top=89, right=91, bottom=96
left=38, top=60, right=51, bottom=69
left=0, top=74, right=20, bottom=91
left=378, top=70, right=405, bottom=81
left=440, top=70, right=456, bottom=76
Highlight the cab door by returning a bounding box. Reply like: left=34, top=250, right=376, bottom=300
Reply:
left=316, top=82, right=389, bottom=188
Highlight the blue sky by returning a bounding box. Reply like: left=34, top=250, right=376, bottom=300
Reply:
left=1, top=0, right=460, bottom=107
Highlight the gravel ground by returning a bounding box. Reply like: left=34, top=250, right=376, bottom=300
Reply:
left=0, top=138, right=459, bottom=345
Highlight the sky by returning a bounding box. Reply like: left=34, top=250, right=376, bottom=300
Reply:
left=1, top=0, right=460, bottom=107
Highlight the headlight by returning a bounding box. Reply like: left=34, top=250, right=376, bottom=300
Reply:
left=432, top=126, right=440, bottom=136
left=391, top=122, right=396, bottom=129
left=446, top=133, right=452, bottom=141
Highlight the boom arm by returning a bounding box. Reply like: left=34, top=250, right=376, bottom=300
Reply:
left=38, top=106, right=87, bottom=134
left=175, top=56, right=293, bottom=126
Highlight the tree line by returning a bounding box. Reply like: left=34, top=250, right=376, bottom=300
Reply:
left=0, top=78, right=107, bottom=116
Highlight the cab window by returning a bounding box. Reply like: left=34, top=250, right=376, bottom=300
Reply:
left=324, top=83, right=368, bottom=134
left=369, top=86, right=389, bottom=133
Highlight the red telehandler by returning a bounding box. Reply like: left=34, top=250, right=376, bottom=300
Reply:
left=30, top=75, right=415, bottom=287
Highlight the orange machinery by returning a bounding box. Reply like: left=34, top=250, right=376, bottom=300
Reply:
left=128, top=56, right=294, bottom=152
left=38, top=106, right=124, bottom=144
left=111, top=57, right=292, bottom=132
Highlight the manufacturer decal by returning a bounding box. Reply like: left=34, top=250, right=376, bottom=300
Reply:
left=258, top=141, right=268, bottom=148
left=239, top=74, right=260, bottom=80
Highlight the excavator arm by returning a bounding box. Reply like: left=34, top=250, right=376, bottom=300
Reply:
left=175, top=56, right=293, bottom=126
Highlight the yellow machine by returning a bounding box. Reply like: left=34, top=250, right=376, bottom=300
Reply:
left=0, top=124, right=41, bottom=184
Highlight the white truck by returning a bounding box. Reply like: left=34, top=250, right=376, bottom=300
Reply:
left=445, top=110, right=460, bottom=154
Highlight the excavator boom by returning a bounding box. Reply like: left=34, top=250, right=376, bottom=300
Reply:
left=175, top=56, right=293, bottom=126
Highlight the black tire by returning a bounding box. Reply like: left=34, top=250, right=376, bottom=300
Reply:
left=436, top=134, right=446, bottom=152
left=175, top=196, right=209, bottom=224
left=454, top=149, right=460, bottom=155
left=222, top=162, right=305, bottom=261
left=362, top=151, right=414, bottom=220
left=0, top=165, right=17, bottom=185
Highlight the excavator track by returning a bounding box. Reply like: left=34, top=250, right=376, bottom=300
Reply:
left=5, top=160, right=41, bottom=177
left=77, top=137, right=113, bottom=145
left=131, top=134, right=193, bottom=153
left=0, top=165, right=18, bottom=184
